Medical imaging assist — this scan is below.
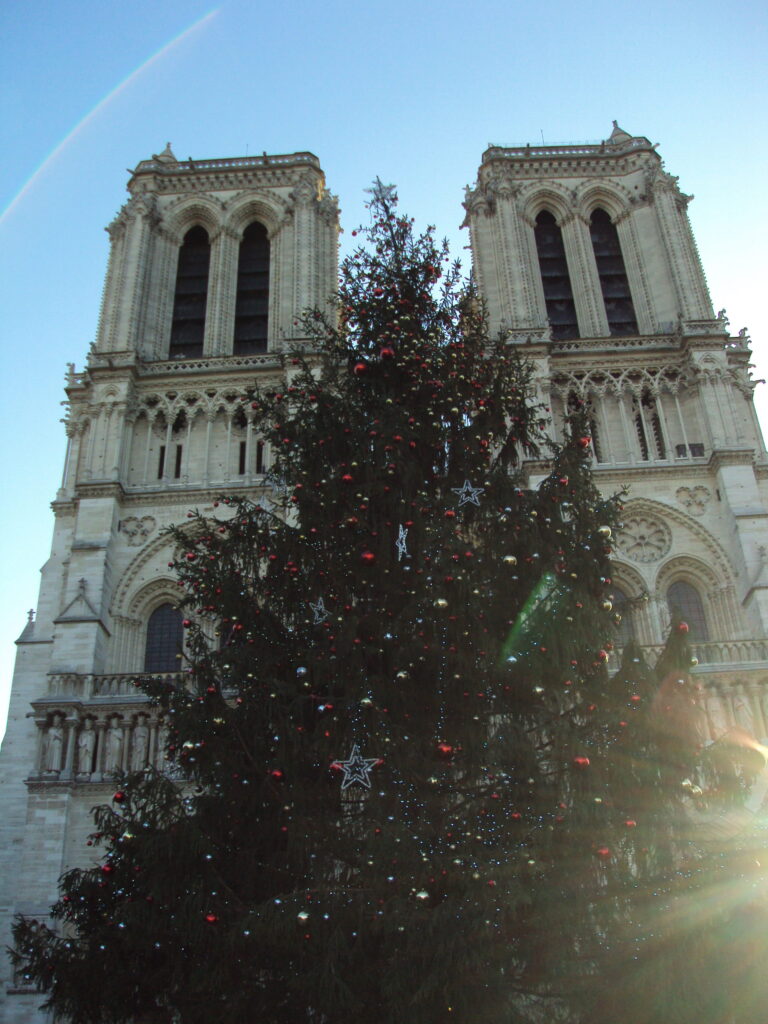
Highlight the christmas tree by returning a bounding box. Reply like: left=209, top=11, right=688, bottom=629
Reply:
left=11, top=183, right=768, bottom=1024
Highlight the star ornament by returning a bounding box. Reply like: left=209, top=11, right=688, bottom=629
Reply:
left=396, top=524, right=409, bottom=561
left=309, top=596, right=330, bottom=624
left=331, top=744, right=382, bottom=791
left=452, top=479, right=485, bottom=507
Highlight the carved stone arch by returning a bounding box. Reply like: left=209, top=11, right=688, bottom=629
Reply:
left=127, top=577, right=182, bottom=620
left=519, top=181, right=575, bottom=227
left=608, top=560, right=653, bottom=644
left=655, top=554, right=721, bottom=594
left=622, top=497, right=733, bottom=587
left=609, top=560, right=649, bottom=597
left=111, top=523, right=197, bottom=619
left=163, top=194, right=224, bottom=243
left=224, top=190, right=290, bottom=240
left=574, top=180, right=634, bottom=223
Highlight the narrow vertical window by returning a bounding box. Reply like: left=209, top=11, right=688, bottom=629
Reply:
left=170, top=226, right=210, bottom=358
left=667, top=581, right=709, bottom=641
left=534, top=211, right=578, bottom=340
left=612, top=587, right=635, bottom=647
left=256, top=439, right=265, bottom=474
left=238, top=441, right=246, bottom=475
left=589, top=209, right=637, bottom=336
left=144, top=604, right=184, bottom=672
left=157, top=445, right=166, bottom=479
left=234, top=222, right=270, bottom=354
left=174, top=444, right=183, bottom=479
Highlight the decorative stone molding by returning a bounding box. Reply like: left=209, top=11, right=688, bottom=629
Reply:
left=121, top=515, right=157, bottom=546
left=615, top=514, right=672, bottom=562
left=676, top=485, right=711, bottom=515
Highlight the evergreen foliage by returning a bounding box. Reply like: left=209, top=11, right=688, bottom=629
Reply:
left=11, top=184, right=768, bottom=1023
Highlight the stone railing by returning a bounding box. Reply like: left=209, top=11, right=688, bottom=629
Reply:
left=133, top=152, right=321, bottom=175
left=482, top=138, right=651, bottom=163
left=139, top=351, right=283, bottom=375
left=636, top=638, right=768, bottom=668
left=46, top=672, right=182, bottom=700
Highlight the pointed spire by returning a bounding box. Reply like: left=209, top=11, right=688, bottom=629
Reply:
left=608, top=121, right=633, bottom=145
left=153, top=142, right=178, bottom=164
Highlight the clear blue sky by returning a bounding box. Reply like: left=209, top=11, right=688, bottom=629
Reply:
left=1, top=0, right=766, bottom=738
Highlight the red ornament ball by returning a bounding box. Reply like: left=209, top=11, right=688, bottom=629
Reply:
left=112, top=791, right=126, bottom=804
left=361, top=551, right=376, bottom=564
left=595, top=846, right=611, bottom=860
left=577, top=437, right=592, bottom=449
left=380, top=346, right=395, bottom=360
left=677, top=621, right=689, bottom=633
left=205, top=913, right=218, bottom=924
left=353, top=362, right=367, bottom=375
left=436, top=742, right=454, bottom=759
left=573, top=756, right=591, bottom=768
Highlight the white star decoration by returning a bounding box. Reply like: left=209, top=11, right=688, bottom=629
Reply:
left=331, top=744, right=381, bottom=790
left=451, top=479, right=485, bottom=507
left=396, top=524, right=409, bottom=561
left=309, top=596, right=330, bottom=624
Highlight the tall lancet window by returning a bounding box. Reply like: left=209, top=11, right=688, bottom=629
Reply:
left=234, top=222, right=270, bottom=354
left=589, top=209, right=638, bottom=336
left=144, top=604, right=184, bottom=673
left=534, top=211, right=578, bottom=340
left=169, top=226, right=210, bottom=358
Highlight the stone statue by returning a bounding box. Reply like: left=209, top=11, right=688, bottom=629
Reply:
left=130, top=714, right=150, bottom=771
left=104, top=716, right=124, bottom=774
left=42, top=714, right=64, bottom=773
left=76, top=718, right=96, bottom=775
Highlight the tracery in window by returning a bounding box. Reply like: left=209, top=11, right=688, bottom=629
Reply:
left=611, top=586, right=635, bottom=647
left=534, top=211, right=578, bottom=340
left=589, top=208, right=637, bottom=336
left=144, top=603, right=183, bottom=673
left=170, top=226, right=210, bottom=358
left=234, top=222, right=270, bottom=354
left=667, top=581, right=709, bottom=641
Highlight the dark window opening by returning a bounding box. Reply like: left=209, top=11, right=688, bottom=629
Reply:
left=234, top=222, right=270, bottom=355
left=667, top=581, right=709, bottom=641
left=144, top=604, right=183, bottom=673
left=170, top=226, right=210, bottom=359
left=238, top=441, right=246, bottom=475
left=612, top=587, right=635, bottom=647
left=690, top=443, right=705, bottom=457
left=157, top=445, right=166, bottom=479
left=676, top=443, right=687, bottom=458
left=633, top=390, right=665, bottom=461
left=174, top=444, right=183, bottom=479
left=589, top=209, right=638, bottom=336
left=534, top=211, right=578, bottom=341
left=256, top=440, right=265, bottom=474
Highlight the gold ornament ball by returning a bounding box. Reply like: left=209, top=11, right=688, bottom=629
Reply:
left=503, top=555, right=517, bottom=566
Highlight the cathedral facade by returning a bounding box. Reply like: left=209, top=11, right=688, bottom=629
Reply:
left=1, top=127, right=766, bottom=1020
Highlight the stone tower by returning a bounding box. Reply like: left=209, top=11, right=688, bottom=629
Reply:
left=0, top=146, right=339, bottom=1021
left=2, top=129, right=767, bottom=1020
left=463, top=122, right=768, bottom=728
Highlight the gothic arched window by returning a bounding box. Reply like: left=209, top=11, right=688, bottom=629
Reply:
left=589, top=208, right=638, bottom=336
left=667, top=581, right=709, bottom=641
left=534, top=211, right=578, bottom=340
left=234, top=222, right=270, bottom=354
left=612, top=586, right=635, bottom=647
left=144, top=603, right=184, bottom=673
left=170, top=226, right=210, bottom=359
